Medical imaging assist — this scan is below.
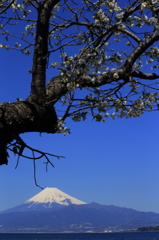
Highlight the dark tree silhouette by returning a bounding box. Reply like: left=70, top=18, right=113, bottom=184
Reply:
left=0, top=0, right=159, bottom=176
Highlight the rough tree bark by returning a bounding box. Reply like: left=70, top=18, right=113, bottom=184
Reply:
left=0, top=0, right=60, bottom=165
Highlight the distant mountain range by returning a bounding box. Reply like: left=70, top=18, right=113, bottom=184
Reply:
left=0, top=187, right=159, bottom=233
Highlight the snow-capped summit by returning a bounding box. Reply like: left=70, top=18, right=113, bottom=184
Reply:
left=0, top=187, right=86, bottom=213
left=25, top=187, right=86, bottom=206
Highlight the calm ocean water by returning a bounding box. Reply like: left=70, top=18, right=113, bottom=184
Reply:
left=0, top=232, right=159, bottom=240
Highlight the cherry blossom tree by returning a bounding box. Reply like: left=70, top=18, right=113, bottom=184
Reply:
left=0, top=0, right=159, bottom=176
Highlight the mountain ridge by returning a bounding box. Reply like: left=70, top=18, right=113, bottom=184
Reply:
left=0, top=187, right=159, bottom=232
left=0, top=202, right=159, bottom=232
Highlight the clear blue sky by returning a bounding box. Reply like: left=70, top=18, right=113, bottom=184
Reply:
left=0, top=2, right=159, bottom=214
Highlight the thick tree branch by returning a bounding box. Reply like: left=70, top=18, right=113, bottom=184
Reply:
left=46, top=76, right=67, bottom=105
left=46, top=71, right=125, bottom=105
left=119, top=29, right=141, bottom=43
left=0, top=101, right=58, bottom=165
left=131, top=71, right=159, bottom=80
left=124, top=33, right=159, bottom=71
left=28, top=0, right=60, bottom=104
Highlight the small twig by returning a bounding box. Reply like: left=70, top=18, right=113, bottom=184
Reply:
left=7, top=134, right=65, bottom=188
left=33, top=150, right=43, bottom=189
left=28, top=0, right=38, bottom=9
left=15, top=155, right=20, bottom=169
left=0, top=0, right=15, bottom=14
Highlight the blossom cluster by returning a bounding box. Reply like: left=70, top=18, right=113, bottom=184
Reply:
left=56, top=118, right=70, bottom=135
left=25, top=24, right=36, bottom=31
left=148, top=47, right=159, bottom=59
left=92, top=9, right=109, bottom=25
left=69, top=90, right=159, bottom=123
left=11, top=1, right=31, bottom=17
left=107, top=1, right=122, bottom=12
left=141, top=0, right=159, bottom=10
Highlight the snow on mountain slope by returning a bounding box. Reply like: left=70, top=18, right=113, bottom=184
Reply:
left=25, top=187, right=86, bottom=206
left=0, top=188, right=86, bottom=214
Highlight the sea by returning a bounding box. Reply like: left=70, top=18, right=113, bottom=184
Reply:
left=0, top=232, right=159, bottom=240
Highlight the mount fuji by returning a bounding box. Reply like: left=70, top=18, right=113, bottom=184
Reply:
left=1, top=187, right=159, bottom=232
left=1, top=187, right=86, bottom=213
